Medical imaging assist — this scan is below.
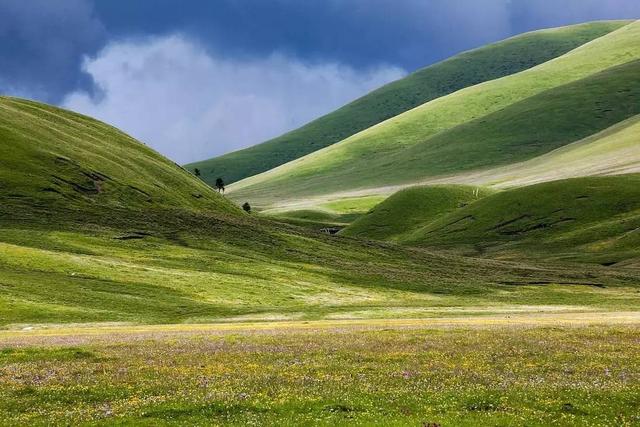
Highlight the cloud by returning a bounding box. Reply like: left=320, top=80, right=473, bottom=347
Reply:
left=0, top=0, right=105, bottom=102
left=63, top=35, right=405, bottom=164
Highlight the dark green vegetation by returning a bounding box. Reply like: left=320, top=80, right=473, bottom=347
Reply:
left=401, top=176, right=640, bottom=265
left=2, top=322, right=639, bottom=425
left=342, top=185, right=494, bottom=242
left=186, top=21, right=627, bottom=186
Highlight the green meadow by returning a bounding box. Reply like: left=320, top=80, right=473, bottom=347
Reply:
left=342, top=175, right=640, bottom=265
left=2, top=319, right=640, bottom=426
left=7, top=204, right=640, bottom=325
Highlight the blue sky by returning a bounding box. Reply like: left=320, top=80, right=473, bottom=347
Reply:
left=1, top=0, right=638, bottom=163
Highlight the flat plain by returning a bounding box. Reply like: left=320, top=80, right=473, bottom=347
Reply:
left=2, top=314, right=639, bottom=426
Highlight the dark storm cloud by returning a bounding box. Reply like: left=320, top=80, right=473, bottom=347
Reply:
left=92, top=0, right=640, bottom=72
left=93, top=0, right=511, bottom=72
left=62, top=35, right=405, bottom=163
left=0, top=0, right=106, bottom=102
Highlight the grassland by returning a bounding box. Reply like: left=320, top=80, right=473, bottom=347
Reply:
left=1, top=318, right=639, bottom=425
left=228, top=20, right=640, bottom=209
left=401, top=175, right=640, bottom=265
left=186, top=21, right=627, bottom=186
left=429, top=114, right=640, bottom=189
left=8, top=213, right=640, bottom=325
left=267, top=112, right=640, bottom=217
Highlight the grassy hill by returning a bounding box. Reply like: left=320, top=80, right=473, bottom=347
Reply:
left=186, top=21, right=627, bottom=186
left=402, top=175, right=640, bottom=265
left=229, top=20, right=640, bottom=208
left=342, top=185, right=494, bottom=242
left=293, top=112, right=640, bottom=200
left=0, top=96, right=240, bottom=223
left=5, top=97, right=635, bottom=326
left=384, top=59, right=640, bottom=180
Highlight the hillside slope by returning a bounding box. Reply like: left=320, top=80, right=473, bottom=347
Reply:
left=342, top=185, right=493, bottom=242
left=186, top=21, right=627, bottom=186
left=403, top=175, right=640, bottom=265
left=266, top=112, right=640, bottom=210
left=0, top=96, right=240, bottom=223
left=4, top=98, right=630, bottom=325
left=229, top=20, right=640, bottom=208
left=429, top=114, right=640, bottom=189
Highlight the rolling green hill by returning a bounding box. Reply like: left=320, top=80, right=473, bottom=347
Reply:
left=4, top=97, right=631, bottom=326
left=402, top=175, right=640, bottom=265
left=229, top=20, right=640, bottom=209
left=286, top=112, right=640, bottom=203
left=342, top=185, right=494, bottom=242
left=186, top=21, right=628, bottom=186
left=0, top=96, right=240, bottom=223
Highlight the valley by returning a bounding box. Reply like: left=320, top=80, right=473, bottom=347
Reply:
left=1, top=17, right=639, bottom=426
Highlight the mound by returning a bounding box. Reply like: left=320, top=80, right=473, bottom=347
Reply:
left=229, top=20, right=640, bottom=208
left=342, top=185, right=493, bottom=242
left=186, top=21, right=627, bottom=186
left=403, top=175, right=640, bottom=265
left=0, top=96, right=240, bottom=227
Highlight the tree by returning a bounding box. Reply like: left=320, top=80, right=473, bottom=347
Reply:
left=194, top=168, right=201, bottom=177
left=215, top=177, right=225, bottom=194
left=242, top=202, right=251, bottom=213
